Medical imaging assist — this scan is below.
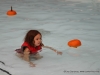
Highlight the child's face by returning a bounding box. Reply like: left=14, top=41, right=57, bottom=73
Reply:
left=34, top=34, right=42, bottom=46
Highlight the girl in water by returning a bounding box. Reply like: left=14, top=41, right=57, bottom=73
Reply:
left=15, top=30, right=62, bottom=67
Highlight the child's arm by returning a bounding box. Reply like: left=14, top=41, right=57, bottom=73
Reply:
left=42, top=46, right=62, bottom=55
left=23, top=48, right=36, bottom=67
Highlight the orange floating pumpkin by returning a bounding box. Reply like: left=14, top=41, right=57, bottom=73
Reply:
left=6, top=6, right=17, bottom=16
left=68, top=39, right=81, bottom=48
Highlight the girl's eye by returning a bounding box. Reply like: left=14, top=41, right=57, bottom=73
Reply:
left=36, top=38, right=41, bottom=40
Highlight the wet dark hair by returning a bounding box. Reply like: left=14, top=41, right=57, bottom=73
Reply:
left=24, top=30, right=44, bottom=47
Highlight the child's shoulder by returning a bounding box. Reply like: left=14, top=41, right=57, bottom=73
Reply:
left=22, top=42, right=29, bottom=47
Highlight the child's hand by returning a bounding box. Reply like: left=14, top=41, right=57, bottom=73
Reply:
left=29, top=62, right=36, bottom=67
left=57, top=51, right=62, bottom=55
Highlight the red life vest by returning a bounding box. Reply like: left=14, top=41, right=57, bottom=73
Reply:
left=21, top=42, right=42, bottom=54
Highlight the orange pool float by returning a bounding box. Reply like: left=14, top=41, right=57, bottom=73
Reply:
left=68, top=39, right=81, bottom=48
left=6, top=6, right=17, bottom=16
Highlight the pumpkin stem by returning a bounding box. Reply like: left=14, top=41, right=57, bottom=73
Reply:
left=11, top=6, right=13, bottom=11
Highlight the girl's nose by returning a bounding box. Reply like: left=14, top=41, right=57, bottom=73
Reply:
left=39, top=39, right=41, bottom=42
